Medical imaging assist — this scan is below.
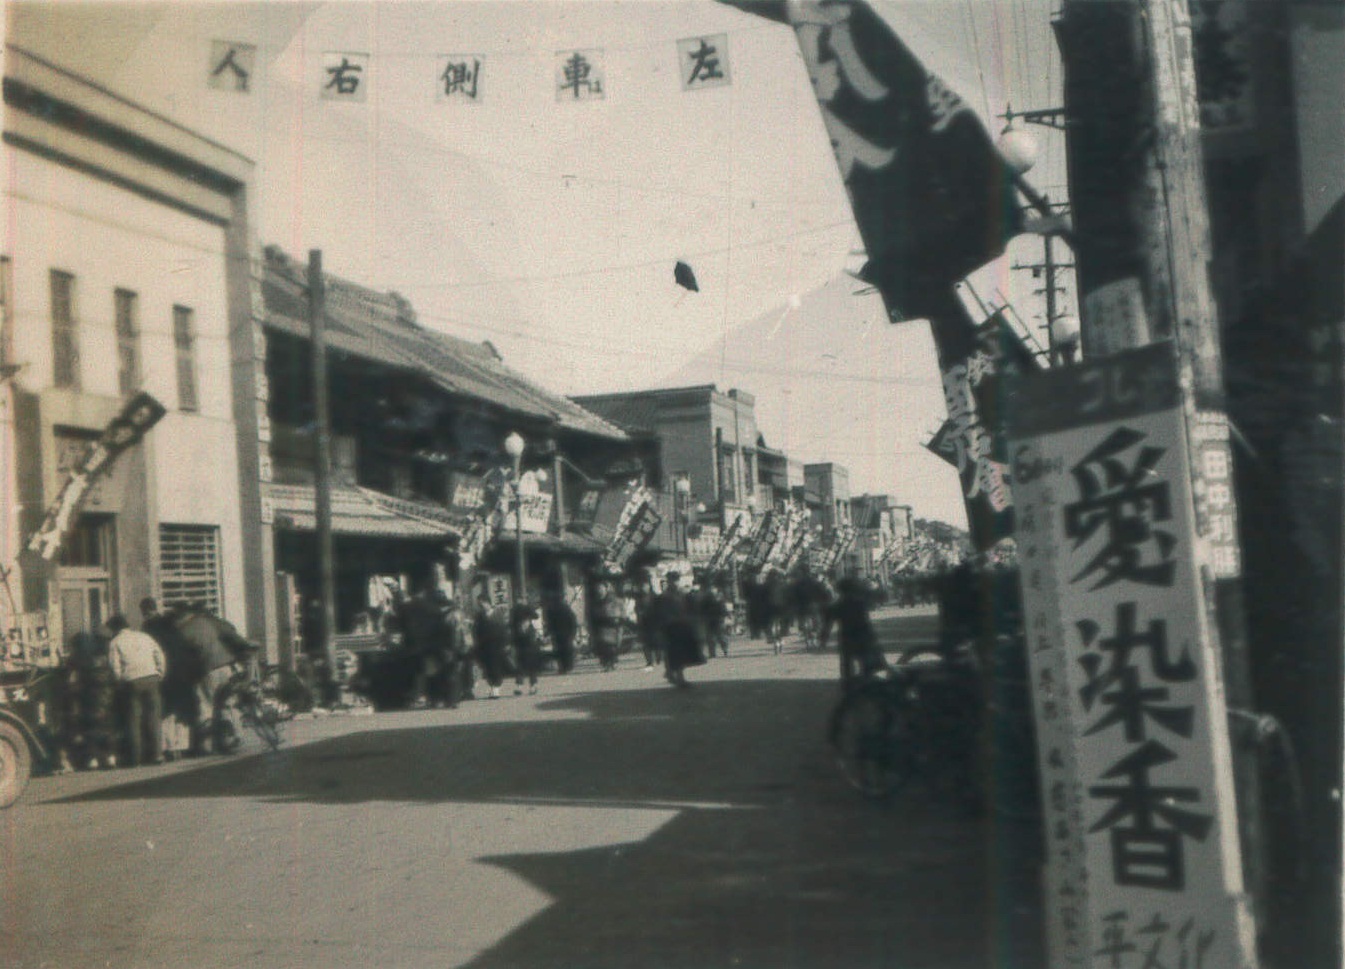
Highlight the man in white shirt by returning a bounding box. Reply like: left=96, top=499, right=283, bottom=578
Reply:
left=106, top=614, right=166, bottom=767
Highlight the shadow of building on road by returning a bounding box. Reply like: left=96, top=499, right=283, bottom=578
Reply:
left=59, top=678, right=1044, bottom=969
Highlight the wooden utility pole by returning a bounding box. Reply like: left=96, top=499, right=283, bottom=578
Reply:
left=1062, top=0, right=1261, bottom=958
left=308, top=250, right=339, bottom=703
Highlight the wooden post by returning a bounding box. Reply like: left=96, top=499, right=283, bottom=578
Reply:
left=309, top=250, right=339, bottom=703
left=1063, top=0, right=1260, bottom=958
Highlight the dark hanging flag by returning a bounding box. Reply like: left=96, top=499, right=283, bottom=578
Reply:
left=721, top=0, right=1021, bottom=319
left=674, top=261, right=700, bottom=292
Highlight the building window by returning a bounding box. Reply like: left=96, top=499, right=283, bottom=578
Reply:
left=159, top=524, right=222, bottom=615
left=743, top=451, right=754, bottom=495
left=717, top=448, right=737, bottom=504
left=173, top=305, right=198, bottom=411
left=115, top=288, right=139, bottom=397
left=50, top=270, right=79, bottom=388
left=60, top=514, right=116, bottom=568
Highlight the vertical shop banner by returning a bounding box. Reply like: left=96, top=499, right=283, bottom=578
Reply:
left=1007, top=343, right=1253, bottom=968
left=705, top=511, right=747, bottom=572
left=741, top=509, right=783, bottom=574
left=27, top=392, right=167, bottom=561
left=601, top=488, right=662, bottom=574
left=926, top=311, right=1042, bottom=549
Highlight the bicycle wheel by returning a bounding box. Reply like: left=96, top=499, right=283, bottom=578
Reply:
left=829, top=684, right=915, bottom=799
left=239, top=694, right=284, bottom=750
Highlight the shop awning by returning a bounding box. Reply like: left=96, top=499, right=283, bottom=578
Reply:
left=492, top=528, right=607, bottom=555
left=265, top=483, right=464, bottom=539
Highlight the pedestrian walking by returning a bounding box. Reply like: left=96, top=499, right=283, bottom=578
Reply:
left=654, top=572, right=704, bottom=688
left=401, top=583, right=452, bottom=708
left=472, top=587, right=512, bottom=699
left=821, top=576, right=886, bottom=688
left=696, top=573, right=730, bottom=659
left=106, top=615, right=166, bottom=767
left=634, top=583, right=662, bottom=670
left=589, top=579, right=623, bottom=672
left=511, top=600, right=545, bottom=695
left=543, top=593, right=578, bottom=675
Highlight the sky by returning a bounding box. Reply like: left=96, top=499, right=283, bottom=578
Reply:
left=5, top=0, right=1070, bottom=526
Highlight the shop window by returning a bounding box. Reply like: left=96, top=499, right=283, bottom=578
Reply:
left=173, top=305, right=198, bottom=412
left=115, top=288, right=139, bottom=397
left=159, top=524, right=221, bottom=615
left=50, top=270, right=79, bottom=389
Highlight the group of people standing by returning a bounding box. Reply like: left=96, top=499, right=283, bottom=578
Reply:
left=57, top=598, right=255, bottom=770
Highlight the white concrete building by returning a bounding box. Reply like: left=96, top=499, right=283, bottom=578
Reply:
left=2, top=46, right=255, bottom=648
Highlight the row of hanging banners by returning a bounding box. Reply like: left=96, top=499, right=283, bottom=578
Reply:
left=207, top=35, right=733, bottom=101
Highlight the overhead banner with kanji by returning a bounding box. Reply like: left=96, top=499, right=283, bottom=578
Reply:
left=1006, top=342, right=1254, bottom=968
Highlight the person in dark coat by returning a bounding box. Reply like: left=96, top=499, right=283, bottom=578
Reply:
left=511, top=601, right=546, bottom=696
left=472, top=588, right=512, bottom=699
left=821, top=577, right=886, bottom=688
left=401, top=585, right=453, bottom=708
left=589, top=579, right=623, bottom=672
left=543, top=594, right=578, bottom=675
left=141, top=598, right=200, bottom=759
left=696, top=574, right=730, bottom=659
left=176, top=608, right=254, bottom=753
left=655, top=572, right=704, bottom=688
left=64, top=631, right=118, bottom=769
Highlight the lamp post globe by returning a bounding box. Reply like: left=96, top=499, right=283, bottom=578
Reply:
left=1050, top=314, right=1082, bottom=365
left=997, top=123, right=1040, bottom=175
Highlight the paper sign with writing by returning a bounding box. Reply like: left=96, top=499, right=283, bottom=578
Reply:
left=1007, top=342, right=1254, bottom=968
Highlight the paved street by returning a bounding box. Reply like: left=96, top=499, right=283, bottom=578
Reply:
left=0, top=607, right=1042, bottom=969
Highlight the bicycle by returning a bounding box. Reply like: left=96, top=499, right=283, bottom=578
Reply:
left=827, top=644, right=987, bottom=814
left=213, top=660, right=296, bottom=753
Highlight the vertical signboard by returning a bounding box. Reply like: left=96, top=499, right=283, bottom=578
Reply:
left=1007, top=343, right=1254, bottom=968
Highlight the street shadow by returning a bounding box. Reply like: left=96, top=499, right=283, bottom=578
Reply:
left=60, top=681, right=841, bottom=809
left=56, top=677, right=1043, bottom=969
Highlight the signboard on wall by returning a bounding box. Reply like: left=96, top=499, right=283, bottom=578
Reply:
left=1007, top=342, right=1254, bottom=968
left=1, top=611, right=57, bottom=670
left=500, top=492, right=554, bottom=534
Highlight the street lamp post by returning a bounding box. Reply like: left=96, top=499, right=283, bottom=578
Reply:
left=504, top=431, right=527, bottom=610
left=673, top=474, right=691, bottom=557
